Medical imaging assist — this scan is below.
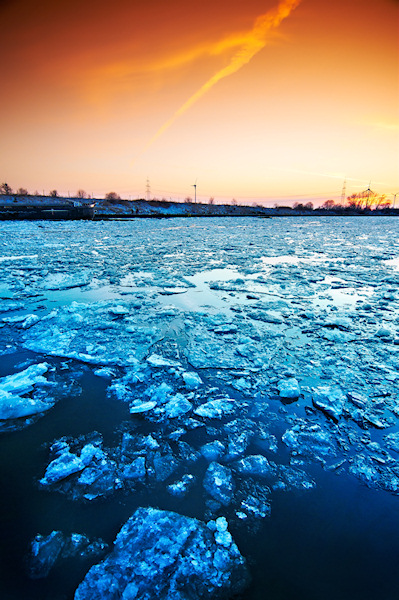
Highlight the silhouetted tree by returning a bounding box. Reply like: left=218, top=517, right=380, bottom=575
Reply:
left=105, top=191, right=121, bottom=201
left=49, top=189, right=59, bottom=197
left=17, top=187, right=28, bottom=195
left=373, top=194, right=387, bottom=210
left=0, top=182, right=12, bottom=194
left=76, top=189, right=88, bottom=199
left=185, top=197, right=193, bottom=203
left=321, top=199, right=335, bottom=210
left=208, top=197, right=215, bottom=205
left=346, top=189, right=383, bottom=210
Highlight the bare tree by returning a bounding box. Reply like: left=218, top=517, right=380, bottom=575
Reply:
left=185, top=196, right=193, bottom=204
left=321, top=199, right=335, bottom=210
left=105, top=191, right=121, bottom=201
left=208, top=197, right=215, bottom=205
left=0, top=182, right=13, bottom=194
left=17, top=187, right=28, bottom=195
left=49, top=189, right=59, bottom=197
left=346, top=189, right=382, bottom=210
left=76, top=189, right=88, bottom=199
left=373, top=194, right=387, bottom=210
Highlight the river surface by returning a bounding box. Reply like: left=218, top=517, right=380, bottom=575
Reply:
left=0, top=216, right=398, bottom=599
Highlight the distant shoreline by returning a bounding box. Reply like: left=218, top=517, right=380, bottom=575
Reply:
left=0, top=195, right=397, bottom=221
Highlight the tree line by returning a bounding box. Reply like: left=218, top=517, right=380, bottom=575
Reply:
left=0, top=182, right=396, bottom=211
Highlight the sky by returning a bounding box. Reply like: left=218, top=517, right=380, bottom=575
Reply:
left=1, top=0, right=398, bottom=205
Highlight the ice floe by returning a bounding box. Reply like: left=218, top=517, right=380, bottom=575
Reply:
left=74, top=507, right=249, bottom=600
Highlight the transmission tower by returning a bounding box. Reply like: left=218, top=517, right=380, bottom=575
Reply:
left=340, top=179, right=346, bottom=204
left=146, top=178, right=151, bottom=201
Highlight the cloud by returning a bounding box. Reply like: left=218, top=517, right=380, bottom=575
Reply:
left=140, top=0, right=301, bottom=153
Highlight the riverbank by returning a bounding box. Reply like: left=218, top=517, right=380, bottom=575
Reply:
left=0, top=195, right=397, bottom=220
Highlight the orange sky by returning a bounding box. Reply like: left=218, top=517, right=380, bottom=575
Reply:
left=1, top=0, right=398, bottom=205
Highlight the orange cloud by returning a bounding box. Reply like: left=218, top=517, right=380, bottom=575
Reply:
left=141, top=0, right=301, bottom=153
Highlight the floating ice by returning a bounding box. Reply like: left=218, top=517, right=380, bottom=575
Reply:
left=0, top=363, right=49, bottom=395
left=277, top=377, right=300, bottom=400
left=41, top=272, right=91, bottom=290
left=40, top=443, right=103, bottom=486
left=163, top=393, right=192, bottom=418
left=28, top=531, right=107, bottom=579
left=282, top=422, right=336, bottom=460
left=74, top=507, right=249, bottom=600
left=203, top=462, right=235, bottom=506
left=194, top=398, right=236, bottom=419
left=129, top=400, right=157, bottom=414
left=39, top=437, right=120, bottom=500
left=312, top=386, right=346, bottom=421
left=181, top=371, right=203, bottom=388
left=121, top=457, right=146, bottom=481
left=147, top=354, right=180, bottom=367
left=167, top=474, right=195, bottom=497
left=234, top=455, right=273, bottom=478
left=200, top=441, right=225, bottom=462
left=0, top=363, right=53, bottom=420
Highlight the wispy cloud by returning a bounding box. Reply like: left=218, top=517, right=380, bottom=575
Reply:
left=139, top=0, right=301, bottom=154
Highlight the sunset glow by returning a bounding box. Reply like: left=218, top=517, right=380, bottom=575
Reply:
left=1, top=0, right=398, bottom=204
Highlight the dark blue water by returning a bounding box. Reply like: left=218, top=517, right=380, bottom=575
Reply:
left=1, top=353, right=399, bottom=600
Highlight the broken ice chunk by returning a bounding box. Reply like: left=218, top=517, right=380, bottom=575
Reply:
left=322, top=315, right=352, bottom=331
left=384, top=432, right=399, bottom=453
left=28, top=531, right=108, bottom=579
left=234, top=455, right=273, bottom=478
left=0, top=388, right=54, bottom=420
left=167, top=474, right=195, bottom=497
left=146, top=354, right=180, bottom=368
left=277, top=377, right=300, bottom=400
left=152, top=452, right=178, bottom=482
left=129, top=400, right=157, bottom=414
left=0, top=363, right=50, bottom=395
left=182, top=371, right=203, bottom=388
left=282, top=423, right=336, bottom=459
left=194, top=398, right=236, bottom=419
left=214, top=518, right=233, bottom=548
left=74, top=508, right=249, bottom=600
left=109, top=305, right=129, bottom=316
left=41, top=272, right=91, bottom=290
left=312, top=386, right=346, bottom=421
left=200, top=441, right=225, bottom=462
left=163, top=394, right=192, bottom=418
left=28, top=531, right=65, bottom=578
left=40, top=450, right=86, bottom=485
left=40, top=443, right=103, bottom=486
left=203, top=462, right=235, bottom=506
left=121, top=457, right=146, bottom=481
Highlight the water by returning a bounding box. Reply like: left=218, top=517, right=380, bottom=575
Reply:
left=0, top=216, right=398, bottom=599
